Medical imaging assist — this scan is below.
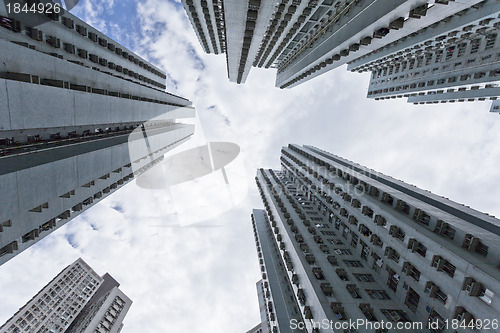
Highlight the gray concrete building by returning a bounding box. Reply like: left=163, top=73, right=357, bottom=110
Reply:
left=251, top=144, right=500, bottom=332
left=181, top=0, right=276, bottom=83
left=182, top=0, right=500, bottom=112
left=349, top=0, right=500, bottom=110
left=0, top=6, right=195, bottom=266
left=245, top=280, right=270, bottom=333
left=0, top=258, right=132, bottom=333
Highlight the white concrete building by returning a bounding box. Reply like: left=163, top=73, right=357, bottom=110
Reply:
left=0, top=6, right=195, bottom=265
left=182, top=0, right=500, bottom=111
left=251, top=144, right=500, bottom=332
left=348, top=0, right=500, bottom=110
left=0, top=258, right=132, bottom=333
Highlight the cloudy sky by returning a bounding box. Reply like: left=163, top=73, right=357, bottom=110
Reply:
left=1, top=0, right=500, bottom=332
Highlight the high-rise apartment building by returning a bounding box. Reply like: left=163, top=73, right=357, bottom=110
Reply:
left=0, top=258, right=132, bottom=333
left=251, top=144, right=500, bottom=332
left=183, top=0, right=500, bottom=111
left=0, top=6, right=195, bottom=265
left=348, top=0, right=500, bottom=110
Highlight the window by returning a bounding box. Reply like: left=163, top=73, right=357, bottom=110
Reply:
left=347, top=284, right=362, bottom=299
left=46, top=35, right=60, bottom=48
left=328, top=239, right=343, bottom=245
left=98, top=37, right=108, bottom=47
left=434, top=50, right=443, bottom=63
left=366, top=289, right=391, bottom=300
left=435, top=220, right=455, bottom=239
left=76, top=24, right=87, bottom=36
left=485, top=33, right=497, bottom=50
left=445, top=46, right=455, bottom=60
left=0, top=241, right=18, bottom=257
left=384, top=247, right=400, bottom=263
left=432, top=255, right=456, bottom=278
left=408, top=239, right=427, bottom=257
left=353, top=273, right=374, bottom=282
left=351, top=233, right=358, bottom=247
left=358, top=224, right=372, bottom=237
left=63, top=43, right=75, bottom=54
left=412, top=209, right=430, bottom=225
left=469, top=38, right=481, bottom=54
left=381, top=309, right=410, bottom=322
left=344, top=260, right=363, bottom=267
left=404, top=288, right=420, bottom=313
left=395, top=200, right=410, bottom=214
left=389, top=225, right=405, bottom=241
left=402, top=262, right=420, bottom=281
left=77, top=48, right=88, bottom=59
left=62, top=17, right=74, bottom=29
left=88, top=31, right=98, bottom=42
left=462, top=277, right=495, bottom=305
left=334, top=248, right=351, bottom=255
left=361, top=206, right=374, bottom=217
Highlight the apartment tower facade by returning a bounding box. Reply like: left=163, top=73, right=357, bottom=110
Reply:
left=251, top=144, right=500, bottom=332
left=0, top=258, right=132, bottom=333
left=0, top=5, right=195, bottom=265
left=183, top=0, right=500, bottom=112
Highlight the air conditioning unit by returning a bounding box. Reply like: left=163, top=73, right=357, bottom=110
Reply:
left=456, top=311, right=473, bottom=323
left=435, top=258, right=445, bottom=271
left=434, top=220, right=444, bottom=234
left=429, top=285, right=439, bottom=298
left=465, top=236, right=480, bottom=251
